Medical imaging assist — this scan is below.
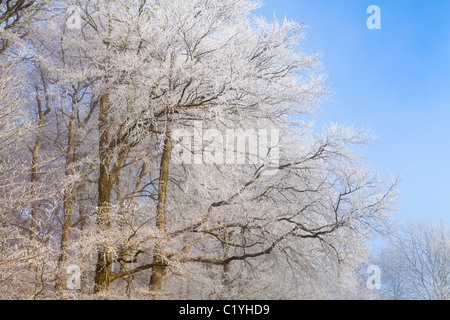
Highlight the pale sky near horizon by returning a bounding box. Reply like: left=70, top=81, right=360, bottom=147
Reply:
left=256, top=0, right=450, bottom=227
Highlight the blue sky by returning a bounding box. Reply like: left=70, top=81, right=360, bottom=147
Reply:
left=256, top=0, right=450, bottom=225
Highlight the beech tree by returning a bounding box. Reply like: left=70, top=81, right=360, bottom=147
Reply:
left=0, top=0, right=400, bottom=300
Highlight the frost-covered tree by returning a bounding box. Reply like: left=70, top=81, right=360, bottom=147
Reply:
left=0, top=0, right=400, bottom=300
left=377, top=221, right=449, bottom=300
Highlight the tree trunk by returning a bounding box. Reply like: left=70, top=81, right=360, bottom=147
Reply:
left=28, top=138, right=41, bottom=273
left=56, top=97, right=78, bottom=293
left=29, top=84, right=50, bottom=273
left=149, top=125, right=173, bottom=298
left=94, top=95, right=114, bottom=293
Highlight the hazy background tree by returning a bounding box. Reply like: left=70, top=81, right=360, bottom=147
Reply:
left=377, top=221, right=449, bottom=300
